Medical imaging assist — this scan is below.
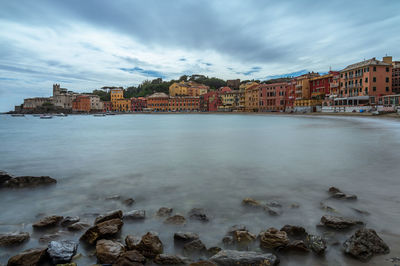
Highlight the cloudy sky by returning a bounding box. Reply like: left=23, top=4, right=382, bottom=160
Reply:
left=1, top=0, right=400, bottom=111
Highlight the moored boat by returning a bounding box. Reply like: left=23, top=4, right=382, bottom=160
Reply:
left=93, top=114, right=106, bottom=117
left=40, top=115, right=53, bottom=119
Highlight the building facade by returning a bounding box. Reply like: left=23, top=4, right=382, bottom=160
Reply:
left=52, top=84, right=77, bottom=109
left=169, top=81, right=209, bottom=96
left=103, top=101, right=112, bottom=112
left=131, top=97, right=147, bottom=112
left=23, top=97, right=52, bottom=109
left=89, top=95, right=103, bottom=111
left=168, top=97, right=200, bottom=112
left=147, top=92, right=169, bottom=111
left=244, top=83, right=260, bottom=112
left=259, top=82, right=287, bottom=112
left=392, top=61, right=400, bottom=94
left=200, top=91, right=220, bottom=112
left=72, top=95, right=91, bottom=112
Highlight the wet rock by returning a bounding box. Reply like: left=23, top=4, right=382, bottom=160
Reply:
left=39, top=233, right=61, bottom=244
left=80, top=218, right=123, bottom=245
left=242, top=198, right=262, bottom=208
left=61, top=216, right=80, bottom=227
left=183, top=239, right=207, bottom=257
left=174, top=232, right=199, bottom=243
left=284, top=240, right=310, bottom=252
left=2, top=175, right=56, bottom=188
left=32, top=215, right=63, bottom=228
left=320, top=202, right=337, bottom=212
left=0, top=170, right=13, bottom=184
left=124, top=210, right=146, bottom=220
left=328, top=187, right=357, bottom=200
left=280, top=225, right=307, bottom=237
left=114, top=250, right=145, bottom=266
left=96, top=239, right=125, bottom=264
left=259, top=227, right=289, bottom=249
left=226, top=224, right=248, bottom=236
left=94, top=210, right=123, bottom=225
left=305, top=234, right=326, bottom=254
left=154, top=254, right=187, bottom=265
left=123, top=198, right=135, bottom=206
left=210, top=250, right=279, bottom=266
left=164, top=215, right=186, bottom=225
left=125, top=235, right=141, bottom=250
left=290, top=203, right=300, bottom=208
left=352, top=208, right=370, bottom=215
left=190, top=261, right=216, bottom=266
left=233, top=230, right=256, bottom=245
left=7, top=248, right=47, bottom=266
left=207, top=247, right=222, bottom=257
left=266, top=200, right=281, bottom=208
left=222, top=236, right=234, bottom=246
left=56, top=263, right=77, bottom=266
left=156, top=207, right=173, bottom=217
left=263, top=205, right=281, bottom=216
left=47, top=240, right=78, bottom=264
left=188, top=208, right=209, bottom=222
left=136, top=232, right=163, bottom=258
left=320, top=215, right=363, bottom=229
left=67, top=222, right=90, bottom=231
left=0, top=232, right=29, bottom=246
left=343, top=228, right=390, bottom=262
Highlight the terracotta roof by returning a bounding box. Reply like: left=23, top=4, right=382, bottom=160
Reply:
left=341, top=57, right=391, bottom=72
left=147, top=92, right=169, bottom=98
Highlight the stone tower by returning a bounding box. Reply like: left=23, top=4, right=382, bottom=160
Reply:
left=53, top=84, right=61, bottom=96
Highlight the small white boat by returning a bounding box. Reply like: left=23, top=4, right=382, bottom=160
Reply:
left=54, top=113, right=68, bottom=117
left=93, top=114, right=106, bottom=117
left=11, top=114, right=25, bottom=117
left=40, top=115, right=53, bottom=119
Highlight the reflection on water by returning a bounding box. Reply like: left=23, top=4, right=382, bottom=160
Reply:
left=1, top=114, right=400, bottom=265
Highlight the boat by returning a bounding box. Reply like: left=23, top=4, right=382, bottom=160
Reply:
left=40, top=115, right=53, bottom=119
left=54, top=113, right=68, bottom=117
left=11, top=114, right=25, bottom=117
left=93, top=114, right=106, bottom=117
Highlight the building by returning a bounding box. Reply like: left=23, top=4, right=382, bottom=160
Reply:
left=168, top=96, right=200, bottom=112
left=392, top=61, right=400, bottom=94
left=200, top=91, right=220, bottom=112
left=243, top=82, right=260, bottom=112
left=227, top=79, right=240, bottom=89
left=131, top=97, right=147, bottom=112
left=285, top=79, right=296, bottom=111
left=219, top=90, right=241, bottom=111
left=23, top=97, right=52, bottom=109
left=113, top=99, right=131, bottom=112
left=72, top=95, right=91, bottom=112
left=89, top=95, right=103, bottom=111
left=169, top=81, right=209, bottom=96
left=103, top=101, right=112, bottom=112
left=336, top=56, right=393, bottom=106
left=52, top=84, right=78, bottom=110
left=259, top=82, right=287, bottom=112
left=308, top=71, right=340, bottom=108
left=294, top=73, right=320, bottom=107
left=111, top=88, right=124, bottom=102
left=146, top=92, right=169, bottom=111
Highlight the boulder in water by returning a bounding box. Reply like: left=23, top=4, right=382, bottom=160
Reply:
left=123, top=198, right=135, bottom=206
left=94, top=210, right=123, bottom=224
left=47, top=240, right=78, bottom=264
left=210, top=250, right=279, bottom=266
left=280, top=225, right=307, bottom=237
left=305, top=234, right=326, bottom=254
left=174, top=232, right=199, bottom=243
left=259, top=227, right=289, bottom=249
left=154, top=254, right=188, bottom=265
left=136, top=232, right=163, bottom=258
left=156, top=207, right=173, bottom=217
left=2, top=175, right=56, bottom=188
left=0, top=170, right=13, bottom=185
left=96, top=239, right=125, bottom=264
left=242, top=198, right=262, bottom=208
left=7, top=248, right=48, bottom=266
left=183, top=239, right=207, bottom=257
left=284, top=240, right=310, bottom=252
left=80, top=218, right=123, bottom=245
left=188, top=208, right=209, bottom=222
left=320, top=215, right=363, bottom=229
left=343, top=228, right=390, bottom=261
left=114, top=250, right=145, bottom=266
left=164, top=215, right=186, bottom=225
left=32, top=215, right=63, bottom=228
left=233, top=230, right=256, bottom=245
left=60, top=216, right=80, bottom=227
left=125, top=235, right=141, bottom=250
left=67, top=222, right=90, bottom=231
left=124, top=209, right=146, bottom=220
left=328, top=186, right=357, bottom=200
left=0, top=232, right=29, bottom=246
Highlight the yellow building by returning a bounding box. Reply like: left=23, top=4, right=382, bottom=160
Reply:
left=169, top=81, right=209, bottom=96
left=244, top=83, right=260, bottom=112
left=111, top=88, right=124, bottom=102
left=112, top=98, right=131, bottom=112
left=219, top=90, right=241, bottom=111
left=294, top=73, right=320, bottom=107
left=169, top=82, right=189, bottom=96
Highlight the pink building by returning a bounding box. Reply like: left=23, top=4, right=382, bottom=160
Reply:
left=200, top=91, right=220, bottom=112
left=259, top=82, right=287, bottom=112
left=131, top=97, right=147, bottom=112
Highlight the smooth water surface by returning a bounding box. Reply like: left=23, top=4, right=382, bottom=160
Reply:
left=1, top=114, right=399, bottom=265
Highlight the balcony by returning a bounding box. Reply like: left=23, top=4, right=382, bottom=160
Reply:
left=330, top=83, right=339, bottom=88
left=295, top=90, right=302, bottom=94
left=295, top=84, right=302, bottom=89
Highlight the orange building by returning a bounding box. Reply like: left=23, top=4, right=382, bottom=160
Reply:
left=72, top=95, right=91, bottom=112
left=146, top=92, right=169, bottom=111
left=244, top=83, right=260, bottom=112
left=168, top=97, right=200, bottom=112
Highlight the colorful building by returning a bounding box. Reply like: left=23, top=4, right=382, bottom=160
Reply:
left=336, top=56, right=393, bottom=106
left=131, top=97, right=147, bottom=112
left=146, top=92, right=169, bottom=111
left=219, top=90, right=241, bottom=111
left=72, top=95, right=91, bottom=112
left=113, top=99, right=131, bottom=112
left=294, top=72, right=320, bottom=107
left=103, top=101, right=112, bottom=112
left=392, top=61, right=400, bottom=94
left=169, top=81, right=209, bottom=96
left=259, top=82, right=287, bottom=112
left=285, top=79, right=296, bottom=111
left=168, top=97, right=200, bottom=112
left=244, top=82, right=260, bottom=112
left=110, top=88, right=124, bottom=102
left=227, top=79, right=240, bottom=89
left=200, top=91, right=220, bottom=112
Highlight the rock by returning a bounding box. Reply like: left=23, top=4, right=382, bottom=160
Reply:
left=210, top=250, right=279, bottom=266
left=32, top=215, right=63, bottom=228
left=188, top=208, right=209, bottom=222
left=328, top=186, right=357, bottom=200
left=80, top=218, right=123, bottom=245
left=320, top=202, right=337, bottom=212
left=156, top=207, right=173, bottom=217
left=67, top=222, right=90, bottom=231
left=106, top=195, right=121, bottom=200
left=154, top=254, right=187, bottom=265
left=56, top=263, right=77, bottom=266
left=7, top=248, right=47, bottom=266
left=124, top=210, right=146, bottom=220
left=259, top=228, right=289, bottom=249
left=305, top=234, right=326, bottom=254
left=266, top=200, right=281, bottom=207
left=242, top=198, right=262, bottom=208
left=190, top=261, right=216, bottom=266
left=290, top=203, right=300, bottom=208
left=263, top=205, right=281, bottom=216
left=280, top=225, right=307, bottom=237
left=233, top=230, right=256, bottom=245
left=320, top=215, right=363, bottom=229
left=183, top=239, right=207, bottom=257
left=352, top=208, right=370, bottom=215
left=328, top=187, right=341, bottom=194
left=164, top=215, right=186, bottom=225
left=174, top=232, right=199, bottom=243
left=136, top=232, right=163, bottom=258
left=47, top=240, right=78, bottom=264
left=0, top=232, right=30, bottom=246
left=222, top=236, right=234, bottom=246
left=3, top=175, right=56, bottom=188
left=94, top=210, right=123, bottom=224
left=114, top=250, right=146, bottom=266
left=207, top=247, right=222, bottom=257
left=343, top=228, right=390, bottom=261
left=226, top=224, right=248, bottom=236
left=123, top=198, right=135, bottom=206
left=284, top=240, right=310, bottom=252
left=125, top=235, right=141, bottom=250
left=96, top=239, right=125, bottom=264
left=0, top=170, right=13, bottom=185
left=39, top=233, right=61, bottom=243
left=60, top=216, right=80, bottom=227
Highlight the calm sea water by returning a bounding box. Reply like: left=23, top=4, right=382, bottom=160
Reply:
left=1, top=114, right=400, bottom=265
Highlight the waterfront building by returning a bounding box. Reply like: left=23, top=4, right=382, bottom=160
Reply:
left=112, top=98, right=131, bottom=112
left=146, top=92, right=169, bottom=111
left=227, top=79, right=240, bottom=89
left=336, top=56, right=393, bottom=106
left=52, top=84, right=78, bottom=110
left=72, top=95, right=91, bottom=112
left=103, top=101, right=112, bottom=112
left=131, top=97, right=147, bottom=112
left=110, top=88, right=124, bottom=102
left=285, top=79, right=296, bottom=111
left=294, top=72, right=320, bottom=108
left=392, top=61, right=400, bottom=94
left=243, top=82, right=260, bottom=112
left=219, top=89, right=241, bottom=112
left=309, top=71, right=340, bottom=107
left=23, top=97, right=52, bottom=109
left=169, top=81, right=209, bottom=96
left=200, top=91, right=220, bottom=112
left=168, top=96, right=200, bottom=112
left=89, top=95, right=103, bottom=111
left=259, top=82, right=287, bottom=112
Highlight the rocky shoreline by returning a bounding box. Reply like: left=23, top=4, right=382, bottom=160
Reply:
left=0, top=171, right=394, bottom=265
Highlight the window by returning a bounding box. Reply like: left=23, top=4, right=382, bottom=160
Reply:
left=373, top=77, right=376, bottom=82
left=365, top=87, right=368, bottom=93
left=373, top=66, right=376, bottom=71
left=365, top=77, right=368, bottom=82
left=386, top=67, right=389, bottom=72
left=373, top=87, right=376, bottom=91
left=386, top=87, right=389, bottom=92
left=386, top=77, right=389, bottom=82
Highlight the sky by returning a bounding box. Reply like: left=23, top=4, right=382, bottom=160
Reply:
left=1, top=0, right=400, bottom=112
